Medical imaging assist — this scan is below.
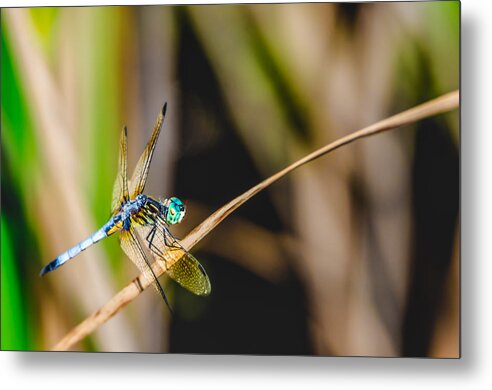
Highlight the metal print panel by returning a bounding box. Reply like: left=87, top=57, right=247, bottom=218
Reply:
left=1, top=1, right=460, bottom=357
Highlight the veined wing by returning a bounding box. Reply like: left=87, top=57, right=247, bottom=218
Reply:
left=129, top=103, right=167, bottom=199
left=119, top=226, right=173, bottom=311
left=167, top=248, right=212, bottom=296
left=135, top=216, right=211, bottom=296
left=111, top=126, right=129, bottom=216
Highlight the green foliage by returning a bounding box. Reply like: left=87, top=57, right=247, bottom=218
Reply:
left=1, top=217, right=30, bottom=350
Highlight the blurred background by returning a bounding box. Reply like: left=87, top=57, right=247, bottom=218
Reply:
left=1, top=2, right=459, bottom=356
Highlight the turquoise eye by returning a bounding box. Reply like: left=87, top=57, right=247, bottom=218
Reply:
left=165, top=197, right=185, bottom=225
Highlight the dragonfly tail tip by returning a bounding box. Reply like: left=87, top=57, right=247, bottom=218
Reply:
left=162, top=102, right=167, bottom=116
left=40, top=261, right=56, bottom=276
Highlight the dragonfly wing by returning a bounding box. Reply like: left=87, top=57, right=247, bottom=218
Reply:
left=135, top=217, right=211, bottom=296
left=119, top=227, right=172, bottom=310
left=111, top=126, right=129, bottom=215
left=167, top=250, right=212, bottom=297
left=129, top=103, right=167, bottom=199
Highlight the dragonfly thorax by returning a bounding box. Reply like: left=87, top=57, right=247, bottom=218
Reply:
left=135, top=194, right=147, bottom=207
left=121, top=194, right=146, bottom=216
left=115, top=194, right=185, bottom=230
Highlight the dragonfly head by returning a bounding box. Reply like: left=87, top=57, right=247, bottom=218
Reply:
left=162, top=197, right=186, bottom=225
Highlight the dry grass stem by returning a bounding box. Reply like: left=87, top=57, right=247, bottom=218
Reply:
left=53, top=90, right=459, bottom=351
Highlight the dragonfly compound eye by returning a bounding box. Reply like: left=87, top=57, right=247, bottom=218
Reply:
left=165, top=197, right=186, bottom=225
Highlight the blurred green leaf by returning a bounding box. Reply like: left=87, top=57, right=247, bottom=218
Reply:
left=1, top=217, right=30, bottom=350
left=29, top=8, right=60, bottom=58
left=1, top=22, right=38, bottom=184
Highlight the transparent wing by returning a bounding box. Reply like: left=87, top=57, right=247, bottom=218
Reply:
left=111, top=126, right=129, bottom=216
left=129, top=103, right=167, bottom=199
left=135, top=217, right=211, bottom=296
left=167, top=250, right=212, bottom=297
left=119, top=227, right=172, bottom=310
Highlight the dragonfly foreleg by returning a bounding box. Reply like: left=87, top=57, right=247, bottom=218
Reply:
left=145, top=224, right=171, bottom=266
left=161, top=225, right=181, bottom=250
left=145, top=224, right=156, bottom=243
left=145, top=224, right=161, bottom=255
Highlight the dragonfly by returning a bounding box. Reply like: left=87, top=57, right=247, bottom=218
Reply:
left=40, top=103, right=211, bottom=311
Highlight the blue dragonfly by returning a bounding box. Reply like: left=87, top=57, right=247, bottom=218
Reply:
left=40, top=103, right=211, bottom=310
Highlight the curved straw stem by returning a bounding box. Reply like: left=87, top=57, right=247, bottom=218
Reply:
left=53, top=90, right=459, bottom=351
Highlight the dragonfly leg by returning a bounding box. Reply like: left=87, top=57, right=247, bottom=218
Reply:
left=145, top=224, right=156, bottom=243
left=146, top=224, right=171, bottom=268
left=146, top=225, right=160, bottom=253
left=161, top=225, right=180, bottom=249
